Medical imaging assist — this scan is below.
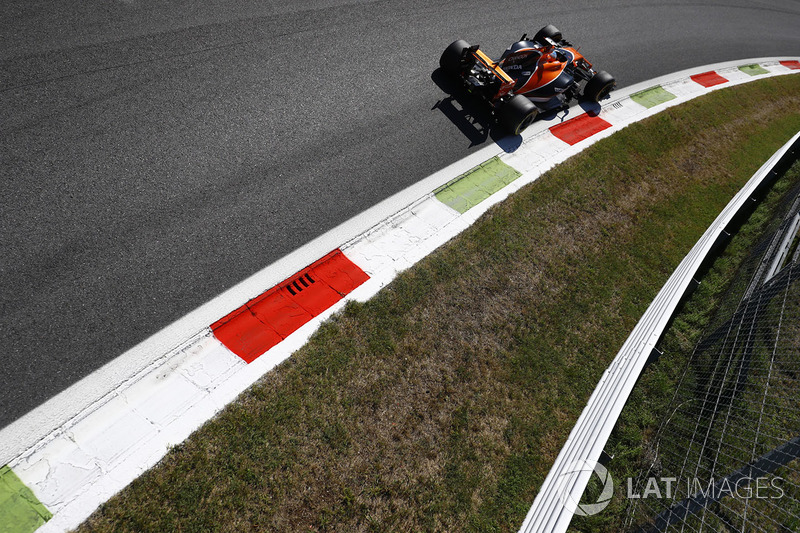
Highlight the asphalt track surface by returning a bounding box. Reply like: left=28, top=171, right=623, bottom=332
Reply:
left=2, top=0, right=799, bottom=430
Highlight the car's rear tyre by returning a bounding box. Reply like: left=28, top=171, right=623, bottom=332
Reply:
left=533, top=24, right=562, bottom=45
left=584, top=70, right=616, bottom=102
left=440, top=39, right=471, bottom=74
left=498, top=95, right=539, bottom=135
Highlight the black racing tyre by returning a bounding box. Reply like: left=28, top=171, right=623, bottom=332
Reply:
left=440, top=39, right=471, bottom=74
left=584, top=70, right=616, bottom=102
left=498, top=95, right=539, bottom=135
left=533, top=24, right=562, bottom=45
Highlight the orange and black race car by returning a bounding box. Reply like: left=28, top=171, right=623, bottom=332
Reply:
left=439, top=25, right=616, bottom=135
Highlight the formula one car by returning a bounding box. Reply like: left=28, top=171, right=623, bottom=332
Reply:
left=439, top=25, right=616, bottom=135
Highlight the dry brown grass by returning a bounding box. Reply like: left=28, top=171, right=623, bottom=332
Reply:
left=78, top=76, right=800, bottom=533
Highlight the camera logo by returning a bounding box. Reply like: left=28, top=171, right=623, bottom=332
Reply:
left=556, top=459, right=614, bottom=516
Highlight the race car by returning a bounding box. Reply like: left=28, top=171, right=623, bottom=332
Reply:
left=439, top=25, right=616, bottom=135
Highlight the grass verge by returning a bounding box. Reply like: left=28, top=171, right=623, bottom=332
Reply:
left=78, top=75, right=800, bottom=533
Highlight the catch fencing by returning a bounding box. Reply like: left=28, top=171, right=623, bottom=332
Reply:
left=625, top=149, right=800, bottom=532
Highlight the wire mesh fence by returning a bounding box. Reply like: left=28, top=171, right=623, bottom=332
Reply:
left=624, top=174, right=800, bottom=532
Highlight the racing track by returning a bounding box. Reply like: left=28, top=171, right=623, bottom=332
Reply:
left=2, top=0, right=800, bottom=430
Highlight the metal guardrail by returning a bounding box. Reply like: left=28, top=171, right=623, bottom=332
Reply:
left=519, top=131, right=800, bottom=533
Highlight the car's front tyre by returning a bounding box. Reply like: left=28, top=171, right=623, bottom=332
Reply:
left=533, top=24, right=562, bottom=45
left=584, top=71, right=616, bottom=103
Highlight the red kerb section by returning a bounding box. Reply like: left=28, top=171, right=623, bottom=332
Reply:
left=780, top=60, right=800, bottom=70
left=211, top=249, right=369, bottom=363
left=690, top=71, right=728, bottom=88
left=549, top=114, right=612, bottom=146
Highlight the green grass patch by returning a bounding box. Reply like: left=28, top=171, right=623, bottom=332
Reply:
left=77, top=75, right=800, bottom=533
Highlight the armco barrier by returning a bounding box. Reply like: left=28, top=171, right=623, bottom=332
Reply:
left=519, top=132, right=800, bottom=533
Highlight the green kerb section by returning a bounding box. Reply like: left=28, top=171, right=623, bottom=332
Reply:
left=630, top=85, right=677, bottom=109
left=739, top=64, right=769, bottom=76
left=0, top=466, right=51, bottom=533
left=434, top=156, right=522, bottom=214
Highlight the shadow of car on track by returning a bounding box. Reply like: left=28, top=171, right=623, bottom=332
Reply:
left=431, top=68, right=523, bottom=153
